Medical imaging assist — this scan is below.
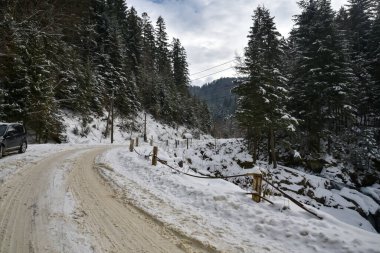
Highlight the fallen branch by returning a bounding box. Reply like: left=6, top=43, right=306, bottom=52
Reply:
left=262, top=178, right=323, bottom=220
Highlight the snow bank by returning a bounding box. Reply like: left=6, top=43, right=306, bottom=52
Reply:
left=0, top=144, right=74, bottom=183
left=98, top=144, right=380, bottom=253
left=61, top=110, right=211, bottom=145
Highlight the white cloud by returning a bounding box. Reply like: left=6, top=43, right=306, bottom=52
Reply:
left=126, top=0, right=348, bottom=86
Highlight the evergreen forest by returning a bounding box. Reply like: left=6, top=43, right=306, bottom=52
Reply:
left=1, top=0, right=380, bottom=187
left=232, top=0, right=380, bottom=186
left=189, top=78, right=239, bottom=138
left=0, top=0, right=211, bottom=143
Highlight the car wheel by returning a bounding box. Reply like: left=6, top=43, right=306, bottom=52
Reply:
left=19, top=142, right=27, bottom=153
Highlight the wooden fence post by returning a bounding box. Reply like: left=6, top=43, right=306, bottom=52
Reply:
left=187, top=139, right=189, bottom=149
left=150, top=137, right=153, bottom=146
left=175, top=140, right=178, bottom=148
left=135, top=137, right=139, bottom=147
left=251, top=173, right=262, bottom=203
left=152, top=146, right=158, bottom=166
left=129, top=139, right=135, bottom=152
left=166, top=140, right=169, bottom=146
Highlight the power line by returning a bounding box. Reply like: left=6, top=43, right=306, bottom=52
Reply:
left=191, top=67, right=235, bottom=82
left=190, top=60, right=235, bottom=76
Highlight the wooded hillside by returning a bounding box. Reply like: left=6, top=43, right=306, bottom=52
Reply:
left=234, top=0, right=380, bottom=186
left=0, top=0, right=211, bottom=142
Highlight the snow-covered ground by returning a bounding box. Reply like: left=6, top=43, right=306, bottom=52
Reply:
left=0, top=143, right=74, bottom=183
left=1, top=111, right=379, bottom=252
left=62, top=111, right=379, bottom=252
left=98, top=144, right=380, bottom=253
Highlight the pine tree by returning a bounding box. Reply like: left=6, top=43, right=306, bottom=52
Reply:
left=335, top=7, right=351, bottom=56
left=171, top=38, right=190, bottom=93
left=140, top=12, right=158, bottom=114
left=289, top=0, right=355, bottom=155
left=26, top=34, right=60, bottom=143
left=369, top=3, right=380, bottom=119
left=0, top=14, right=31, bottom=123
left=234, top=6, right=294, bottom=167
left=107, top=1, right=139, bottom=117
left=155, top=16, right=172, bottom=76
left=347, top=0, right=375, bottom=125
left=155, top=16, right=175, bottom=121
left=171, top=38, right=192, bottom=123
left=125, top=7, right=143, bottom=85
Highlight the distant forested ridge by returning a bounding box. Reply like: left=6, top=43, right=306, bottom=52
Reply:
left=0, top=0, right=211, bottom=142
left=189, top=77, right=240, bottom=137
left=234, top=0, right=380, bottom=186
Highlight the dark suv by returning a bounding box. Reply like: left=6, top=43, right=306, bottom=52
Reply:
left=0, top=123, right=27, bottom=158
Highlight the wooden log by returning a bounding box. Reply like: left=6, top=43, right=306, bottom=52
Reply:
left=135, top=137, right=139, bottom=147
left=262, top=177, right=323, bottom=219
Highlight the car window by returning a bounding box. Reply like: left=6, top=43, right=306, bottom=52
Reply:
left=7, top=126, right=16, bottom=135
left=15, top=125, right=24, bottom=134
left=0, top=125, right=7, bottom=136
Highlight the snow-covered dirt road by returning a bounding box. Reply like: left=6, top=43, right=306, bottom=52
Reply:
left=0, top=146, right=212, bottom=253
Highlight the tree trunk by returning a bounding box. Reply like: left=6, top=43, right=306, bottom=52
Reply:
left=104, top=105, right=111, bottom=138
left=252, top=129, right=258, bottom=164
left=327, top=136, right=332, bottom=155
left=267, top=131, right=272, bottom=165
left=270, top=127, right=277, bottom=168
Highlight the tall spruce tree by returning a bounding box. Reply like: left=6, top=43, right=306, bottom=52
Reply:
left=369, top=3, right=380, bottom=119
left=125, top=7, right=143, bottom=86
left=234, top=6, right=293, bottom=167
left=155, top=16, right=175, bottom=120
left=107, top=1, right=139, bottom=117
left=347, top=0, right=376, bottom=125
left=140, top=12, right=158, bottom=113
left=171, top=38, right=192, bottom=123
left=171, top=38, right=190, bottom=93
left=0, top=14, right=31, bottom=123
left=289, top=0, right=355, bottom=155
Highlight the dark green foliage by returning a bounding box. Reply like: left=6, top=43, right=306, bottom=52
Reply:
left=289, top=0, right=356, bottom=154
left=139, top=12, right=158, bottom=114
left=153, top=16, right=176, bottom=122
left=189, top=78, right=238, bottom=137
left=172, top=38, right=190, bottom=92
left=369, top=3, right=380, bottom=117
left=0, top=0, right=210, bottom=141
left=284, top=0, right=379, bottom=182
left=346, top=0, right=377, bottom=125
left=233, top=6, right=295, bottom=166
left=124, top=7, right=142, bottom=84
left=190, top=78, right=237, bottom=120
left=225, top=1, right=379, bottom=182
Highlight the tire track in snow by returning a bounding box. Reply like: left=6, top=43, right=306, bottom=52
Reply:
left=68, top=147, right=210, bottom=253
left=0, top=148, right=84, bottom=253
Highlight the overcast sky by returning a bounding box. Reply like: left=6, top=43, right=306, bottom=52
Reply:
left=126, top=0, right=348, bottom=86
